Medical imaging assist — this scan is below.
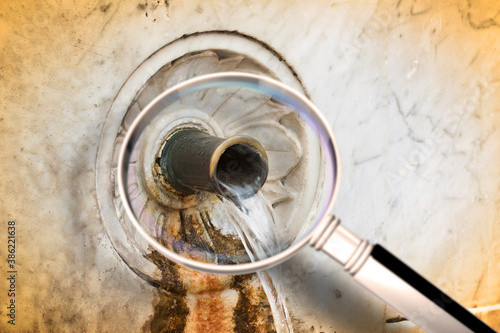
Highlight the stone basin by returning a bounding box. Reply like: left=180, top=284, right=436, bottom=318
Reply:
left=1, top=0, right=499, bottom=332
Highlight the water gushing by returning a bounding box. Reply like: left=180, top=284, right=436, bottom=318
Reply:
left=221, top=183, right=294, bottom=333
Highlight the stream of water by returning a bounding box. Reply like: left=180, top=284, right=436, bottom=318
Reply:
left=221, top=183, right=294, bottom=333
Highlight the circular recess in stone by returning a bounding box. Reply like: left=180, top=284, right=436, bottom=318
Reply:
left=96, top=31, right=323, bottom=283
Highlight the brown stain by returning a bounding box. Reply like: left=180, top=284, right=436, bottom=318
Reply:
left=168, top=207, right=247, bottom=263
left=100, top=3, right=112, bottom=13
left=179, top=209, right=214, bottom=255
left=145, top=251, right=276, bottom=332
left=150, top=289, right=190, bottom=333
left=191, top=292, right=230, bottom=332
left=146, top=251, right=187, bottom=295
left=198, top=210, right=247, bottom=261
left=142, top=203, right=277, bottom=332
left=180, top=266, right=238, bottom=332
left=136, top=0, right=170, bottom=18
left=233, top=276, right=259, bottom=333
left=145, top=251, right=190, bottom=333
left=385, top=316, right=406, bottom=323
left=232, top=275, right=276, bottom=333
left=178, top=266, right=233, bottom=294
left=183, top=271, right=276, bottom=332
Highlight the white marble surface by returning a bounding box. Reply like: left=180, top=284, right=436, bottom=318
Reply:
left=1, top=0, right=499, bottom=332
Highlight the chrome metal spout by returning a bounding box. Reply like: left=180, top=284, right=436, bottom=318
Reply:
left=159, top=129, right=268, bottom=198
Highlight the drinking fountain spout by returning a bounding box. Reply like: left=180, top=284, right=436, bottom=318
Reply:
left=159, top=128, right=269, bottom=199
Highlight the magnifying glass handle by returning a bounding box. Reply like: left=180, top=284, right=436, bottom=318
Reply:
left=310, top=215, right=497, bottom=333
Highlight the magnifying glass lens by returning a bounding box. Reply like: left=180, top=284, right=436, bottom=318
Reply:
left=118, top=73, right=339, bottom=274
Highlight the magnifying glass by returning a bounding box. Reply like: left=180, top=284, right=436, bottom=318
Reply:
left=117, top=72, right=495, bottom=333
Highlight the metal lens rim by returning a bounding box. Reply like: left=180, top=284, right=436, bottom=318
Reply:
left=117, top=72, right=341, bottom=275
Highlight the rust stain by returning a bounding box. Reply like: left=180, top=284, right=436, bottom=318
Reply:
left=178, top=266, right=232, bottom=294
left=190, top=291, right=233, bottom=332
left=145, top=251, right=190, bottom=333
left=141, top=188, right=276, bottom=332
left=149, top=289, right=190, bottom=333
left=180, top=266, right=237, bottom=332
left=145, top=251, right=276, bottom=332
left=233, top=275, right=276, bottom=333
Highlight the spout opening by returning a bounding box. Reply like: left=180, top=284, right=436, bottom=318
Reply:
left=213, top=141, right=268, bottom=198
